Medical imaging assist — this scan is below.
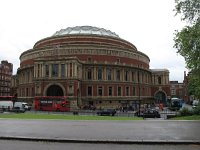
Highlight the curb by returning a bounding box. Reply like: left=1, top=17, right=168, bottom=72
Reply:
left=1, top=136, right=200, bottom=145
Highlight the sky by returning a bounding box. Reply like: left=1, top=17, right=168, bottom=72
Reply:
left=0, top=0, right=187, bottom=82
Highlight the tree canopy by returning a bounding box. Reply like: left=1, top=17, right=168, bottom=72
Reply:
left=174, top=0, right=200, bottom=99
left=174, top=0, right=200, bottom=24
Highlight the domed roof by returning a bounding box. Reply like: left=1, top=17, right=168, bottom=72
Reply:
left=52, top=26, right=120, bottom=38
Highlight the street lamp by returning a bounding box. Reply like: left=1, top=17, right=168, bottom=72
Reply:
left=138, top=71, right=141, bottom=116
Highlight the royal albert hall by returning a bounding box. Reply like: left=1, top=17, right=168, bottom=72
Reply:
left=16, top=26, right=171, bottom=110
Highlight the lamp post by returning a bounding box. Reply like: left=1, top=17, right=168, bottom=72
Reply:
left=77, top=88, right=80, bottom=109
left=138, top=71, right=141, bottom=116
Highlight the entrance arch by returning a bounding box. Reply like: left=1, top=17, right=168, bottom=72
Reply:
left=46, top=84, right=64, bottom=96
left=154, top=91, right=167, bottom=104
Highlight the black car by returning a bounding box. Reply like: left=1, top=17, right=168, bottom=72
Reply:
left=97, top=109, right=116, bottom=116
left=143, top=109, right=160, bottom=118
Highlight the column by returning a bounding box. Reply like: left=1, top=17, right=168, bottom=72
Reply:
left=74, top=63, right=77, bottom=77
left=40, top=64, right=42, bottom=77
left=58, top=63, right=61, bottom=78
left=41, top=64, right=44, bottom=78
left=66, top=63, right=68, bottom=77
left=72, top=63, right=74, bottom=77
left=67, top=63, right=70, bottom=77
left=103, top=67, right=106, bottom=80
left=35, top=64, right=38, bottom=78
left=49, top=63, right=52, bottom=78
left=93, top=66, right=96, bottom=80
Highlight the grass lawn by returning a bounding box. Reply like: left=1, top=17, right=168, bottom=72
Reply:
left=170, top=115, right=200, bottom=120
left=0, top=113, right=143, bottom=120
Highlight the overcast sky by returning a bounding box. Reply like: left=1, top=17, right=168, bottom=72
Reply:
left=0, top=0, right=187, bottom=82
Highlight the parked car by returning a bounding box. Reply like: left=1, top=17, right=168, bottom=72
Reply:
left=143, top=108, right=160, bottom=118
left=97, top=109, right=116, bottom=116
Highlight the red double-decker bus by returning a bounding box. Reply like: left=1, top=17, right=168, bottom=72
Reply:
left=0, top=96, right=16, bottom=101
left=34, top=96, right=70, bottom=112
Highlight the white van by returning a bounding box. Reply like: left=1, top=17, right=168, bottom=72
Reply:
left=13, top=102, right=29, bottom=112
left=0, top=101, right=13, bottom=111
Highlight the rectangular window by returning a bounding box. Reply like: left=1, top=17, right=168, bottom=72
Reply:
left=61, top=64, right=65, bottom=77
left=133, top=87, right=136, bottom=96
left=88, top=57, right=92, bottom=62
left=69, top=85, right=73, bottom=94
left=117, top=58, right=120, bottom=64
left=27, top=72, right=30, bottom=82
left=70, top=63, right=72, bottom=77
left=88, top=69, right=92, bottom=80
left=126, top=87, right=129, bottom=96
left=52, top=64, right=58, bottom=77
left=179, top=90, right=182, bottom=96
left=138, top=71, right=141, bottom=83
left=26, top=88, right=29, bottom=97
left=37, top=64, right=40, bottom=77
left=77, top=66, right=79, bottom=78
left=98, top=86, right=103, bottom=96
left=107, top=68, right=112, bottom=80
left=88, top=86, right=92, bottom=96
left=132, top=71, right=135, bottom=82
left=32, top=87, right=34, bottom=97
left=171, top=89, right=176, bottom=95
left=118, top=86, right=121, bottom=96
left=109, top=86, right=112, bottom=96
left=125, top=70, right=129, bottom=81
left=45, top=65, right=49, bottom=77
left=116, top=70, right=120, bottom=81
left=98, top=68, right=102, bottom=80
left=158, top=76, right=162, bottom=84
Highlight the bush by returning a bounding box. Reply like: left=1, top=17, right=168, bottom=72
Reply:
left=179, top=107, right=193, bottom=116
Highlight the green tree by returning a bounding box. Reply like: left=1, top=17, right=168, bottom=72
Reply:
left=188, top=76, right=200, bottom=100
left=174, top=0, right=200, bottom=99
left=174, top=0, right=200, bottom=23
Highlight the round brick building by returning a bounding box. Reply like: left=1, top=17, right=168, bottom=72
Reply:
left=17, top=26, right=170, bottom=110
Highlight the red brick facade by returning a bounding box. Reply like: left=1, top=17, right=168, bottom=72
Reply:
left=13, top=26, right=171, bottom=110
left=0, top=60, right=13, bottom=96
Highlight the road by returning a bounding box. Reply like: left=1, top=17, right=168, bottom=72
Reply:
left=0, top=119, right=200, bottom=143
left=0, top=140, right=200, bottom=150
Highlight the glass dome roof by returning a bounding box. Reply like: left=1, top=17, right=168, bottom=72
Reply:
left=52, top=26, right=120, bottom=38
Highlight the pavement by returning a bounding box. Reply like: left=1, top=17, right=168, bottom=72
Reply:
left=0, top=119, right=200, bottom=144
